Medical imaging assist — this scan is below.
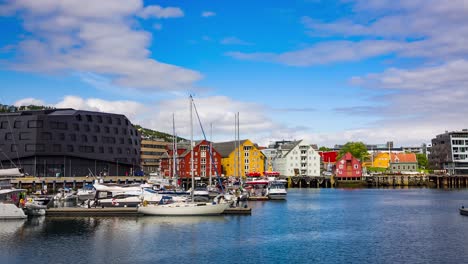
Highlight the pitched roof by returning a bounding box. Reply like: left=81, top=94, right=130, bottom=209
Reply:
left=212, top=140, right=248, bottom=158
left=281, top=140, right=302, bottom=157
left=390, top=153, right=417, bottom=163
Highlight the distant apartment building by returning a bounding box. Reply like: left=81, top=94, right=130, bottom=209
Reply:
left=140, top=139, right=170, bottom=175
left=429, top=129, right=468, bottom=175
left=272, top=140, right=321, bottom=177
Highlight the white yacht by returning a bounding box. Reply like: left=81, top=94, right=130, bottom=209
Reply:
left=0, top=185, right=27, bottom=219
left=267, top=180, right=287, bottom=200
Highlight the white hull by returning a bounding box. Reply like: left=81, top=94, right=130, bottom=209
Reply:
left=138, top=202, right=229, bottom=216
left=268, top=193, right=287, bottom=200
left=0, top=203, right=27, bottom=219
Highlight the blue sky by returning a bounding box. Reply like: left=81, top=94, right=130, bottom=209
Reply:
left=1, top=0, right=467, bottom=147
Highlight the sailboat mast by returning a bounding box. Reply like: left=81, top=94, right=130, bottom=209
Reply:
left=172, top=113, right=176, bottom=179
left=234, top=113, right=237, bottom=178
left=237, top=112, right=241, bottom=180
left=209, top=123, right=212, bottom=187
left=190, top=95, right=194, bottom=201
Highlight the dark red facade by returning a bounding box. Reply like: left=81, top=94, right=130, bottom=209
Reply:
left=335, top=152, right=362, bottom=179
left=160, top=140, right=222, bottom=179
left=319, top=151, right=338, bottom=170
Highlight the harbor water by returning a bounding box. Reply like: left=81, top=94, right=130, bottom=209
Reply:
left=2, top=188, right=468, bottom=264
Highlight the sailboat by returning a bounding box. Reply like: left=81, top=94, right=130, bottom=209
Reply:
left=138, top=95, right=229, bottom=216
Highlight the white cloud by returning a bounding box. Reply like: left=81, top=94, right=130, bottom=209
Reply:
left=0, top=0, right=200, bottom=91
left=201, top=11, right=216, bottom=17
left=220, top=37, right=253, bottom=46
left=14, top=98, right=46, bottom=107
left=226, top=40, right=402, bottom=66
left=138, top=5, right=184, bottom=19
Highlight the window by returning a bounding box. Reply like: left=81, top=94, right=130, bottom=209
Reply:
left=122, top=128, right=127, bottom=135
left=69, top=134, right=76, bottom=141
left=92, top=136, right=98, bottom=142
left=108, top=147, right=113, bottom=153
left=104, top=126, right=110, bottom=133
left=0, top=121, right=8, bottom=129
left=94, top=125, right=100, bottom=133
left=354, top=164, right=358, bottom=169
left=84, top=124, right=90, bottom=132
left=25, top=144, right=45, bottom=152
left=116, top=118, right=121, bottom=125
left=120, top=138, right=124, bottom=144
left=50, top=122, right=67, bottom=130
left=99, top=147, right=104, bottom=153
left=113, top=127, right=119, bottom=134
left=76, top=115, right=82, bottom=121
left=28, top=120, right=43, bottom=128
left=81, top=135, right=88, bottom=142
left=117, top=148, right=122, bottom=154
left=53, top=144, right=61, bottom=152
left=79, top=146, right=94, bottom=153
left=41, top=132, right=52, bottom=140
left=19, top=132, right=31, bottom=140
left=58, top=133, right=65, bottom=140
left=86, top=115, right=92, bottom=122
left=67, top=145, right=74, bottom=152
left=107, top=116, right=112, bottom=124
left=14, top=121, right=22, bottom=128
left=73, top=123, right=80, bottom=131
left=97, top=116, right=103, bottom=123
left=11, top=144, right=17, bottom=152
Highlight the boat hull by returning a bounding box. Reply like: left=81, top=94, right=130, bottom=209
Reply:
left=138, top=202, right=229, bottom=216
left=268, top=193, right=287, bottom=200
left=460, top=207, right=468, bottom=216
left=0, top=204, right=27, bottom=219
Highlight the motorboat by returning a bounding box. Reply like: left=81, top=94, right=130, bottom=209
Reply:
left=77, top=184, right=95, bottom=201
left=267, top=180, right=287, bottom=200
left=0, top=181, right=27, bottom=219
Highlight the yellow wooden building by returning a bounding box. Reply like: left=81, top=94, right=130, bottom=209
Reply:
left=213, top=139, right=265, bottom=177
left=372, top=152, right=391, bottom=168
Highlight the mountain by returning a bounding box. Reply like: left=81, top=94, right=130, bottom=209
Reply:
left=134, top=125, right=186, bottom=142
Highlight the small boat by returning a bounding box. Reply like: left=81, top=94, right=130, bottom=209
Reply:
left=77, top=184, right=95, bottom=201
left=0, top=181, right=27, bottom=219
left=267, top=180, right=287, bottom=200
left=460, top=207, right=468, bottom=216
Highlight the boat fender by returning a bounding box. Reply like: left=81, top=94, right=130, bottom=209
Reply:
left=143, top=200, right=148, bottom=207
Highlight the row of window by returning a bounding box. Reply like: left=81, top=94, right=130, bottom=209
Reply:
left=141, top=144, right=167, bottom=149
left=3, top=132, right=139, bottom=146
left=141, top=151, right=166, bottom=156
left=6, top=143, right=139, bottom=155
left=0, top=119, right=137, bottom=135
left=74, top=114, right=129, bottom=126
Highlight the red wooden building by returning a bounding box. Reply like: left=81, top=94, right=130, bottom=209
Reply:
left=160, top=140, right=222, bottom=179
left=335, top=152, right=362, bottom=180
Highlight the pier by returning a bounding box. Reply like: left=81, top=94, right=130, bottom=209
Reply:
left=286, top=176, right=332, bottom=188
left=365, top=174, right=428, bottom=187
left=427, top=175, right=468, bottom=188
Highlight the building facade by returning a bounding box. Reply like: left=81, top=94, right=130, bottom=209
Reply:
left=429, top=130, right=468, bottom=174
left=160, top=140, right=222, bottom=179
left=318, top=151, right=338, bottom=172
left=335, top=152, right=362, bottom=180
left=140, top=139, right=170, bottom=175
left=0, top=109, right=140, bottom=177
left=389, top=153, right=418, bottom=173
left=272, top=140, right=321, bottom=177
left=213, top=139, right=265, bottom=177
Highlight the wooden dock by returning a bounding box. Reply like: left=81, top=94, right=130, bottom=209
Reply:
left=46, top=207, right=142, bottom=217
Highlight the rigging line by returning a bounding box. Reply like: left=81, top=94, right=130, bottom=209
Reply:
left=1, top=151, right=18, bottom=168
left=6, top=115, right=22, bottom=169
left=190, top=96, right=224, bottom=193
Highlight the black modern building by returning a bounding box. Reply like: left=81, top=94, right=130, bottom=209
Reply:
left=429, top=129, right=468, bottom=175
left=0, top=109, right=141, bottom=177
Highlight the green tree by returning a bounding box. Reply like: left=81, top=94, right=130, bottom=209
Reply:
left=318, top=146, right=331, bottom=151
left=338, top=142, right=368, bottom=161
left=416, top=153, right=428, bottom=169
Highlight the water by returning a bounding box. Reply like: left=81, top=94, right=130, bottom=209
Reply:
left=2, top=188, right=468, bottom=264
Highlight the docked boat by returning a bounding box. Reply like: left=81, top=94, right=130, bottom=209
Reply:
left=267, top=180, right=287, bottom=200
left=0, top=180, right=27, bottom=219
left=460, top=207, right=468, bottom=216
left=138, top=96, right=229, bottom=216
left=77, top=184, right=95, bottom=201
